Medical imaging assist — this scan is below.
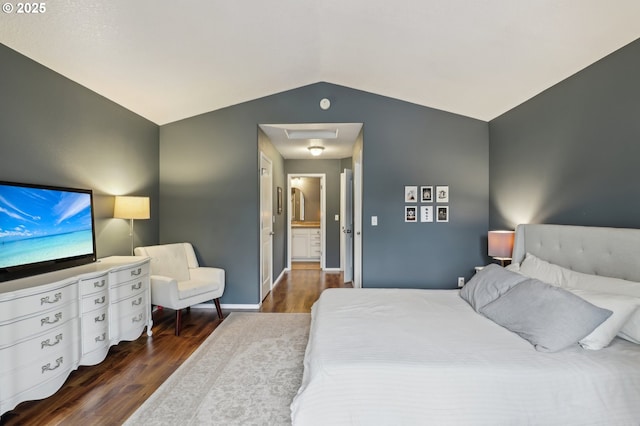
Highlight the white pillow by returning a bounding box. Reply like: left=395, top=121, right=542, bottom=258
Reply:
left=619, top=315, right=640, bottom=344
left=561, top=265, right=640, bottom=344
left=568, top=288, right=640, bottom=350
left=520, top=252, right=640, bottom=344
left=519, top=253, right=565, bottom=287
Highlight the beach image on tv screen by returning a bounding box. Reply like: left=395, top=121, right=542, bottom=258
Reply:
left=0, top=185, right=94, bottom=269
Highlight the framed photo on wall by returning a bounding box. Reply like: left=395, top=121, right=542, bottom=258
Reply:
left=405, top=186, right=418, bottom=202
left=420, top=206, right=433, bottom=222
left=437, top=206, right=449, bottom=222
left=436, top=186, right=449, bottom=203
left=420, top=186, right=433, bottom=202
left=405, top=206, right=417, bottom=222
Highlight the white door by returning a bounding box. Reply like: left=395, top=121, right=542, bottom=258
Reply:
left=353, top=149, right=363, bottom=288
left=260, top=153, right=273, bottom=301
left=340, top=169, right=354, bottom=282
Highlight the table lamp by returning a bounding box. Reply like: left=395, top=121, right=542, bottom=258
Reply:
left=488, top=230, right=515, bottom=267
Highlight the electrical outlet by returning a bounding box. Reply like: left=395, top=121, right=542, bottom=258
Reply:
left=457, top=277, right=465, bottom=287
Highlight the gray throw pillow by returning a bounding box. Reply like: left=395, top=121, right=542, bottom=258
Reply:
left=479, top=279, right=613, bottom=352
left=459, top=264, right=528, bottom=312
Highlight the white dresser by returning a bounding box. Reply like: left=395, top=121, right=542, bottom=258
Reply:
left=0, top=256, right=152, bottom=415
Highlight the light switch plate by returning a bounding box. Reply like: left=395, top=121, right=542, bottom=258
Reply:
left=335, top=214, right=339, bottom=221
left=371, top=216, right=378, bottom=226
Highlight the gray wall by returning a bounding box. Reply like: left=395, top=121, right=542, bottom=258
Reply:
left=489, top=39, right=640, bottom=230
left=0, top=44, right=159, bottom=259
left=160, top=82, right=490, bottom=303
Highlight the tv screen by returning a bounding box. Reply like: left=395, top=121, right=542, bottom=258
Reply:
left=0, top=181, right=97, bottom=282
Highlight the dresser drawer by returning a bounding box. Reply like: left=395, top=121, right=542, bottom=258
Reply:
left=109, top=262, right=149, bottom=285
left=0, top=282, right=76, bottom=323
left=110, top=306, right=148, bottom=340
left=110, top=277, right=147, bottom=303
left=78, top=275, right=108, bottom=297
left=111, top=291, right=147, bottom=319
left=0, top=301, right=79, bottom=347
left=81, top=328, right=109, bottom=356
left=0, top=339, right=80, bottom=403
left=81, top=306, right=109, bottom=335
left=0, top=319, right=80, bottom=374
left=81, top=292, right=109, bottom=313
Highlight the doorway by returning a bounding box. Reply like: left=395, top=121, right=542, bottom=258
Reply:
left=258, top=122, right=363, bottom=293
left=287, top=174, right=326, bottom=270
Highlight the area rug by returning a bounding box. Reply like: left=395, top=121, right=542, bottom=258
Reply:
left=124, top=312, right=311, bottom=426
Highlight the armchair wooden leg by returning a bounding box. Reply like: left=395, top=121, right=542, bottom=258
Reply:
left=214, top=298, right=223, bottom=320
left=175, top=309, right=182, bottom=336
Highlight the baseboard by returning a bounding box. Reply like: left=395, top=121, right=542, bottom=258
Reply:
left=323, top=267, right=342, bottom=272
left=272, top=269, right=287, bottom=290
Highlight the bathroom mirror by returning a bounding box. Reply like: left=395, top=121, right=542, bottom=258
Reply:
left=291, top=187, right=305, bottom=221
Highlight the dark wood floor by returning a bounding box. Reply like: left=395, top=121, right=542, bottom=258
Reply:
left=0, top=269, right=350, bottom=425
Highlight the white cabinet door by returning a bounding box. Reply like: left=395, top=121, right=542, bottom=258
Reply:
left=292, top=229, right=309, bottom=259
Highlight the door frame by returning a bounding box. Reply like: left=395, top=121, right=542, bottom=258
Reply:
left=287, top=173, right=326, bottom=270
left=340, top=168, right=354, bottom=282
left=353, top=146, right=363, bottom=288
left=259, top=152, right=273, bottom=302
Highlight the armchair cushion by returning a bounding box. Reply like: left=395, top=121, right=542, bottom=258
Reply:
left=179, top=279, right=223, bottom=300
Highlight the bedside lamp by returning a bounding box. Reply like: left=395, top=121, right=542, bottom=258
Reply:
left=488, top=230, right=515, bottom=267
left=114, top=196, right=150, bottom=255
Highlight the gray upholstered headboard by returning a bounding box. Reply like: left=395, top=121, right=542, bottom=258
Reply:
left=512, top=224, right=640, bottom=282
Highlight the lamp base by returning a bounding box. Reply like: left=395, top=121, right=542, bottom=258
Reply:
left=493, top=257, right=511, bottom=267
left=129, top=218, right=135, bottom=256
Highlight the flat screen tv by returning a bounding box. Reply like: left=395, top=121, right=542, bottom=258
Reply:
left=0, top=180, right=97, bottom=282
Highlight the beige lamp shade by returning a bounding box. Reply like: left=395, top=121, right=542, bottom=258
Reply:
left=488, top=230, right=515, bottom=259
left=113, top=196, right=150, bottom=220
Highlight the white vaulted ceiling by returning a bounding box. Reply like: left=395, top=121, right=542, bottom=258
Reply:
left=1, top=1, right=639, bottom=125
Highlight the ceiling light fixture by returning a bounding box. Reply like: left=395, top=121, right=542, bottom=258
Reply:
left=285, top=129, right=338, bottom=139
left=308, top=146, right=325, bottom=156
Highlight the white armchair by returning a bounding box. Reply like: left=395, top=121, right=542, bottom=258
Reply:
left=134, top=243, right=225, bottom=335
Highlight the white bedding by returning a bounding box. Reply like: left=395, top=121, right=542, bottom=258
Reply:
left=291, top=288, right=640, bottom=425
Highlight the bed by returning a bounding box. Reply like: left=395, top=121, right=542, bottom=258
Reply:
left=290, top=224, right=640, bottom=425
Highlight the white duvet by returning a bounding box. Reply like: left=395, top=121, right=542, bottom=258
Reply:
left=291, top=288, right=640, bottom=425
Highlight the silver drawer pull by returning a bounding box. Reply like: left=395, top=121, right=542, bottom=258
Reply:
left=94, top=295, right=106, bottom=305
left=41, top=333, right=63, bottom=349
left=132, top=313, right=144, bottom=323
left=132, top=297, right=143, bottom=307
left=42, top=357, right=63, bottom=373
left=41, top=312, right=62, bottom=326
left=93, top=279, right=106, bottom=288
left=130, top=268, right=142, bottom=277
left=41, top=292, right=62, bottom=305
left=95, top=333, right=106, bottom=342
left=94, top=313, right=106, bottom=323
left=131, top=282, right=142, bottom=291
